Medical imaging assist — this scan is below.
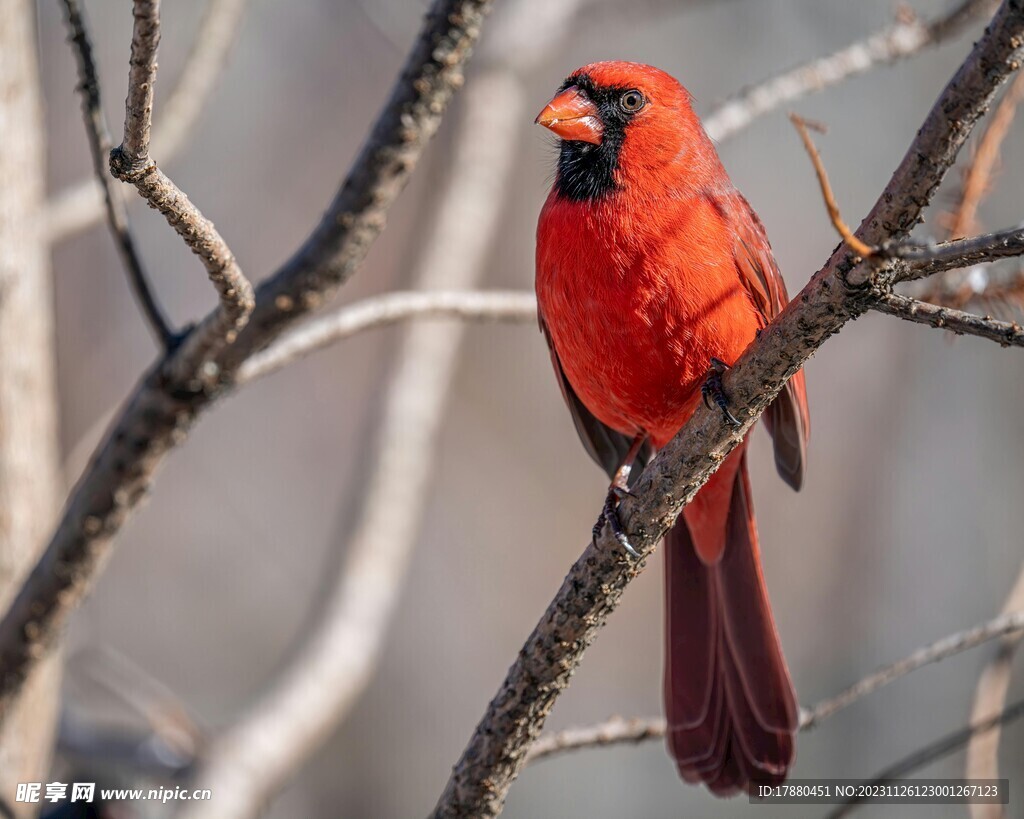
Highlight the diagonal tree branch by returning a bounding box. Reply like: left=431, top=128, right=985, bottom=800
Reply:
left=871, top=292, right=1024, bottom=346
left=432, top=2, right=1024, bottom=815
left=60, top=0, right=174, bottom=348
left=45, top=0, right=253, bottom=243
left=0, top=0, right=495, bottom=728
left=109, top=0, right=254, bottom=379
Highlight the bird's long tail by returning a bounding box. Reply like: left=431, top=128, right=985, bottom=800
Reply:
left=664, top=448, right=797, bottom=795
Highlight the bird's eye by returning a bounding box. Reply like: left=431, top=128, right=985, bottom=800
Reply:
left=619, top=90, right=645, bottom=113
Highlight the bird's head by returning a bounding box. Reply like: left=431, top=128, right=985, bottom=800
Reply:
left=536, top=61, right=707, bottom=202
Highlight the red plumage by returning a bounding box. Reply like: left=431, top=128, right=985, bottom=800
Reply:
left=535, top=61, right=809, bottom=795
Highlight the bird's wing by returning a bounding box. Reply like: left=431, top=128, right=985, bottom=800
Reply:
left=727, top=192, right=810, bottom=491
left=539, top=314, right=652, bottom=481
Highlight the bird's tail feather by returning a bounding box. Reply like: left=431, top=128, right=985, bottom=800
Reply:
left=664, top=452, right=797, bottom=795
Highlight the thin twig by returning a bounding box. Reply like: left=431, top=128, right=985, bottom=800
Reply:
left=703, top=0, right=999, bottom=142
left=894, top=224, right=1024, bottom=280
left=46, top=0, right=253, bottom=243
left=871, top=292, right=1024, bottom=347
left=826, top=698, right=1024, bottom=819
left=790, top=113, right=876, bottom=259
left=526, top=717, right=667, bottom=764
left=60, top=0, right=174, bottom=347
left=120, top=0, right=160, bottom=162
left=110, top=0, right=253, bottom=380
left=238, top=290, right=537, bottom=384
left=966, top=565, right=1024, bottom=819
left=433, top=4, right=1024, bottom=814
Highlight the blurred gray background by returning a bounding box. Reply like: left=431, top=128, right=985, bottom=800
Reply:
left=33, top=0, right=1024, bottom=816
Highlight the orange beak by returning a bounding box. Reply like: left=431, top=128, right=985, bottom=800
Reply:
left=534, top=86, right=603, bottom=145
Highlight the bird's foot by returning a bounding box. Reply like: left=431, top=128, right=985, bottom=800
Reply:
left=702, top=357, right=742, bottom=427
left=593, top=485, right=640, bottom=559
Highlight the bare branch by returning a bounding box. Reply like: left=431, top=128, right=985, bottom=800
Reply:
left=0, top=0, right=64, bottom=799
left=60, top=0, right=174, bottom=347
left=433, top=4, right=1024, bottom=815
left=702, top=0, right=998, bottom=142
left=895, top=224, right=1024, bottom=280
left=872, top=292, right=1024, bottom=346
left=46, top=0, right=252, bottom=243
left=525, top=717, right=667, bottom=764
left=109, top=0, right=253, bottom=378
left=790, top=114, right=876, bottom=259
left=827, top=698, right=1024, bottom=819
left=120, top=0, right=160, bottom=162
left=238, top=290, right=536, bottom=384
left=966, top=566, right=1024, bottom=819
left=524, top=610, right=1024, bottom=762
left=0, top=0, right=494, bottom=738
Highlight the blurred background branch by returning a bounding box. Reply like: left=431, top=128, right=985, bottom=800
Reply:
left=0, top=2, right=64, bottom=814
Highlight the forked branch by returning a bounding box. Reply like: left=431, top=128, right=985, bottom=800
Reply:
left=60, top=0, right=173, bottom=346
left=109, top=0, right=254, bottom=379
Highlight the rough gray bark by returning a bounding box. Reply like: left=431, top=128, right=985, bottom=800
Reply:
left=0, top=0, right=64, bottom=811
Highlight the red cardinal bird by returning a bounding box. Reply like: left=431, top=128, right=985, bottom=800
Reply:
left=535, top=62, right=809, bottom=795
